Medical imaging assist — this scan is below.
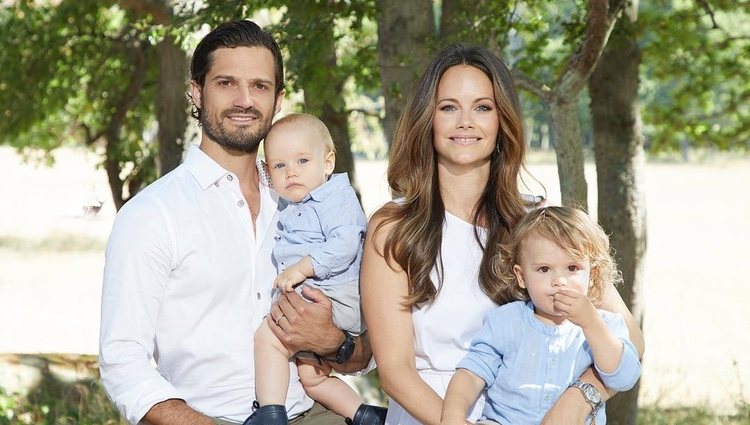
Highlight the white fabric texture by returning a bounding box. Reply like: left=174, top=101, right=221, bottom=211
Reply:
left=99, top=145, right=312, bottom=424
left=385, top=212, right=498, bottom=425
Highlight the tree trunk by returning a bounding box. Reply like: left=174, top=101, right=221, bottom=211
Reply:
left=284, top=7, right=357, bottom=189
left=512, top=0, right=622, bottom=208
left=375, top=0, right=434, bottom=147
left=106, top=43, right=148, bottom=210
left=589, top=1, right=646, bottom=424
left=549, top=100, right=588, bottom=208
left=156, top=33, right=187, bottom=176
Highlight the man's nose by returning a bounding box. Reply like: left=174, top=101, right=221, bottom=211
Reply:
left=233, top=86, right=255, bottom=109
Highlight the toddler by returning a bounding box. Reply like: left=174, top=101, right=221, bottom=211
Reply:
left=441, top=206, right=641, bottom=425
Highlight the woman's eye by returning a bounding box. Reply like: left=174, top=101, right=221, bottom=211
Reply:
left=476, top=104, right=493, bottom=112
left=439, top=105, right=457, bottom=112
left=538, top=266, right=550, bottom=273
left=298, top=158, right=309, bottom=164
left=273, top=163, right=284, bottom=170
left=567, top=265, right=580, bottom=272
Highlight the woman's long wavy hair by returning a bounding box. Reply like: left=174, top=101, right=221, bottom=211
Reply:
left=493, top=206, right=622, bottom=306
left=374, top=44, right=536, bottom=307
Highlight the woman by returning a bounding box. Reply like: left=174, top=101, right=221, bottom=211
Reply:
left=360, top=44, right=644, bottom=425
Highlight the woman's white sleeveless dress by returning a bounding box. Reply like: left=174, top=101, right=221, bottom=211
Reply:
left=384, top=212, right=499, bottom=425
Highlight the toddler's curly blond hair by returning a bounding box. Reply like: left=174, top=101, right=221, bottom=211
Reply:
left=491, top=206, right=621, bottom=307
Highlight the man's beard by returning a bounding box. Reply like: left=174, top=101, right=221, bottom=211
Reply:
left=200, top=105, right=273, bottom=153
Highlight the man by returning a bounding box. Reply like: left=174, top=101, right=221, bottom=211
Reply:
left=99, top=20, right=380, bottom=425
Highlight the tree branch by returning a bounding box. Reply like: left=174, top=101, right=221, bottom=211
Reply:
left=511, top=69, right=552, bottom=100
left=347, top=108, right=383, bottom=119
left=554, top=0, right=621, bottom=99
left=696, top=0, right=720, bottom=29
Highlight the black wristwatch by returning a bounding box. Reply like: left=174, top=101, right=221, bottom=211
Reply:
left=315, top=330, right=355, bottom=364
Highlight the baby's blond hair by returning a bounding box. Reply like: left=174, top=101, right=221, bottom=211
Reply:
left=267, top=112, right=336, bottom=154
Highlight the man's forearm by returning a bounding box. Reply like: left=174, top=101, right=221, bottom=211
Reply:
left=141, top=399, right=214, bottom=425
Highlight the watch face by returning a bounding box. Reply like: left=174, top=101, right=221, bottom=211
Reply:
left=337, top=341, right=354, bottom=363
left=585, top=386, right=602, bottom=404
left=336, top=333, right=356, bottom=363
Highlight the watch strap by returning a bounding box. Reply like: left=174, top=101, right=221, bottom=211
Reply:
left=314, top=330, right=355, bottom=364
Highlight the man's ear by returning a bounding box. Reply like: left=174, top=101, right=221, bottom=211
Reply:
left=324, top=150, right=336, bottom=175
left=513, top=264, right=526, bottom=289
left=190, top=80, right=203, bottom=111
left=274, top=90, right=285, bottom=114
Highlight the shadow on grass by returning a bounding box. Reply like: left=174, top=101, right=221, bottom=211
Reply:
left=1, top=354, right=748, bottom=425
left=0, top=354, right=125, bottom=425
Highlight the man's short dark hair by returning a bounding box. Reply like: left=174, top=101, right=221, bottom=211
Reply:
left=189, top=20, right=285, bottom=119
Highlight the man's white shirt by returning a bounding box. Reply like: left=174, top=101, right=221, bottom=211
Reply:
left=99, top=145, right=312, bottom=424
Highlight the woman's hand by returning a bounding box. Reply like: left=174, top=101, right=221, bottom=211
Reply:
left=540, top=387, right=590, bottom=425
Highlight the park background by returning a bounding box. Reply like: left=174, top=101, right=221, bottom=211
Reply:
left=1, top=1, right=750, bottom=424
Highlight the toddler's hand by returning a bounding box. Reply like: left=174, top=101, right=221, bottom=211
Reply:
left=553, top=287, right=597, bottom=328
left=274, top=266, right=306, bottom=292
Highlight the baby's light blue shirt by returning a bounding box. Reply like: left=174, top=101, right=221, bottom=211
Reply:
left=273, top=173, right=366, bottom=285
left=457, top=300, right=641, bottom=425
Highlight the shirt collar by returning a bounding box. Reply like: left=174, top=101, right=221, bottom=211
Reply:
left=185, top=144, right=267, bottom=190
left=306, top=172, right=351, bottom=202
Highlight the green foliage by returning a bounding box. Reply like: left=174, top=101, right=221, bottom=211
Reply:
left=640, top=1, right=750, bottom=151
left=0, top=0, right=162, bottom=202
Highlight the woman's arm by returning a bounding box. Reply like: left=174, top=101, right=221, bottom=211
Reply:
left=361, top=212, right=443, bottom=425
left=541, top=282, right=645, bottom=424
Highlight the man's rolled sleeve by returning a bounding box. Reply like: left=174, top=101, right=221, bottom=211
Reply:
left=99, top=198, right=182, bottom=424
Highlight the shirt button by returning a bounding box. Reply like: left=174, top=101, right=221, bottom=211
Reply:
left=214, top=182, right=220, bottom=187
left=238, top=200, right=245, bottom=207
left=227, top=175, right=234, bottom=181
left=545, top=394, right=551, bottom=401
left=297, top=212, right=301, bottom=216
left=256, top=292, right=261, bottom=300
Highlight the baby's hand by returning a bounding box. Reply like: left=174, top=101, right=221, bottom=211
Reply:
left=553, top=287, right=597, bottom=328
left=274, top=266, right=307, bottom=292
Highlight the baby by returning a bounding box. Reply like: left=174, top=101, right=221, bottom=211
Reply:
left=245, top=113, right=384, bottom=425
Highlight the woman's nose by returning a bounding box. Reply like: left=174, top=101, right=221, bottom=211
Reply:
left=456, top=111, right=474, bottom=129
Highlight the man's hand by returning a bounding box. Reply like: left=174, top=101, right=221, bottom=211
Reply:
left=553, top=287, right=598, bottom=328
left=268, top=285, right=342, bottom=355
left=274, top=265, right=307, bottom=292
